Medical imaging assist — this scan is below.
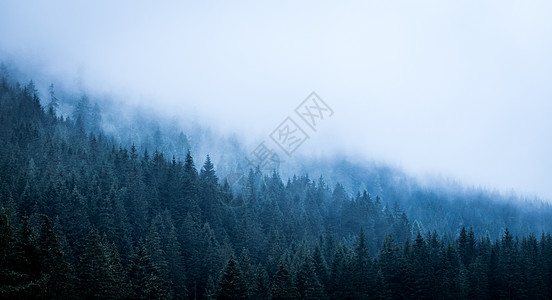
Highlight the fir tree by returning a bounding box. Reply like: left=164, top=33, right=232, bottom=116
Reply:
left=271, top=260, right=299, bottom=300
left=78, top=228, right=117, bottom=299
left=295, top=251, right=326, bottom=300
left=216, top=255, right=249, bottom=300
left=36, top=214, right=74, bottom=298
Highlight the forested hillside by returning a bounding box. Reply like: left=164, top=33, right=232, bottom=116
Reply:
left=1, top=76, right=552, bottom=299
left=79, top=85, right=552, bottom=240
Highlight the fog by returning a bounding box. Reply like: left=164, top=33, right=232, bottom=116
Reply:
left=1, top=0, right=552, bottom=200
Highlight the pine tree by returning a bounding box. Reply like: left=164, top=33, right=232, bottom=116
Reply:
left=351, top=228, right=374, bottom=298
left=146, top=215, right=173, bottom=298
left=64, top=186, right=91, bottom=264
left=11, top=216, right=40, bottom=295
left=96, top=188, right=116, bottom=238
left=180, top=151, right=201, bottom=221
left=47, top=83, right=59, bottom=115
left=200, top=155, right=218, bottom=185
left=161, top=211, right=188, bottom=299
left=312, top=245, right=329, bottom=293
left=373, top=270, right=390, bottom=300
left=488, top=244, right=500, bottom=299
left=295, top=251, right=326, bottom=299
left=78, top=228, right=117, bottom=298
left=107, top=241, right=132, bottom=299
left=216, top=255, right=249, bottom=300
left=409, top=231, right=431, bottom=299
left=499, top=228, right=525, bottom=298
left=458, top=226, right=475, bottom=268
left=0, top=208, right=24, bottom=298
left=36, top=214, right=74, bottom=298
left=129, top=239, right=169, bottom=299
left=378, top=235, right=402, bottom=299
left=271, top=260, right=299, bottom=300
left=468, top=256, right=489, bottom=299
left=328, top=245, right=348, bottom=299
left=199, top=155, right=222, bottom=228
left=238, top=249, right=255, bottom=297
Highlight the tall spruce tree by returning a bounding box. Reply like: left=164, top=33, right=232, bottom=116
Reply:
left=36, top=214, right=74, bottom=298
left=216, top=255, right=249, bottom=300
left=270, top=260, right=299, bottom=300
left=78, top=228, right=117, bottom=299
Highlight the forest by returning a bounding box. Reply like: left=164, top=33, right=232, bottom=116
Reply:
left=1, top=75, right=552, bottom=299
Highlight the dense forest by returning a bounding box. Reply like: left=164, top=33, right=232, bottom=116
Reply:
left=1, top=76, right=552, bottom=299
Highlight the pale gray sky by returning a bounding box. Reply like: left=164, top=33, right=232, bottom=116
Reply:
left=1, top=0, right=552, bottom=199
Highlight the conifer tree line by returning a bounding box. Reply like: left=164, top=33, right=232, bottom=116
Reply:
left=1, top=77, right=552, bottom=298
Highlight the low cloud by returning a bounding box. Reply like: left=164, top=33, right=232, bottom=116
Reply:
left=1, top=0, right=551, bottom=199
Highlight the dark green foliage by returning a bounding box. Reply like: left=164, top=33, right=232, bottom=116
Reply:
left=377, top=235, right=403, bottom=299
left=36, top=214, right=74, bottom=298
left=78, top=228, right=118, bottom=298
left=1, top=75, right=552, bottom=299
left=295, top=251, right=326, bottom=299
left=270, top=260, right=299, bottom=300
left=408, top=231, right=431, bottom=299
left=0, top=209, right=33, bottom=297
left=216, top=255, right=249, bottom=300
left=328, top=245, right=348, bottom=299
left=129, top=239, right=171, bottom=299
left=350, top=228, right=374, bottom=298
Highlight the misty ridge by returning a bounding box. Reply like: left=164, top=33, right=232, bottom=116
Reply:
left=2, top=63, right=552, bottom=299
left=3, top=1, right=552, bottom=298
left=3, top=62, right=551, bottom=238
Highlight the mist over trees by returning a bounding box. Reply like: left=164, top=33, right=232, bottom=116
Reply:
left=2, top=74, right=552, bottom=298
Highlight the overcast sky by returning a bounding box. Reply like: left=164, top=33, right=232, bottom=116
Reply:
left=1, top=0, right=552, bottom=200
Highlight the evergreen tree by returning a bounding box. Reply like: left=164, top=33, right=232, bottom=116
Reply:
left=408, top=231, right=431, bottom=299
left=78, top=228, right=117, bottom=299
left=458, top=226, right=475, bottom=268
left=312, top=245, right=329, bottom=293
left=64, top=186, right=91, bottom=264
left=295, top=251, right=326, bottom=299
left=47, top=83, right=59, bottom=115
left=328, top=245, right=348, bottom=299
left=499, top=228, right=525, bottom=299
left=146, top=215, right=173, bottom=298
left=467, top=256, right=489, bottom=299
left=351, top=228, right=374, bottom=298
left=36, top=214, right=74, bottom=298
left=0, top=209, right=28, bottom=298
left=129, top=239, right=169, bottom=299
left=373, top=270, right=390, bottom=300
left=270, top=260, right=299, bottom=300
left=107, top=241, right=132, bottom=299
left=216, top=255, right=249, bottom=300
left=378, top=235, right=402, bottom=299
